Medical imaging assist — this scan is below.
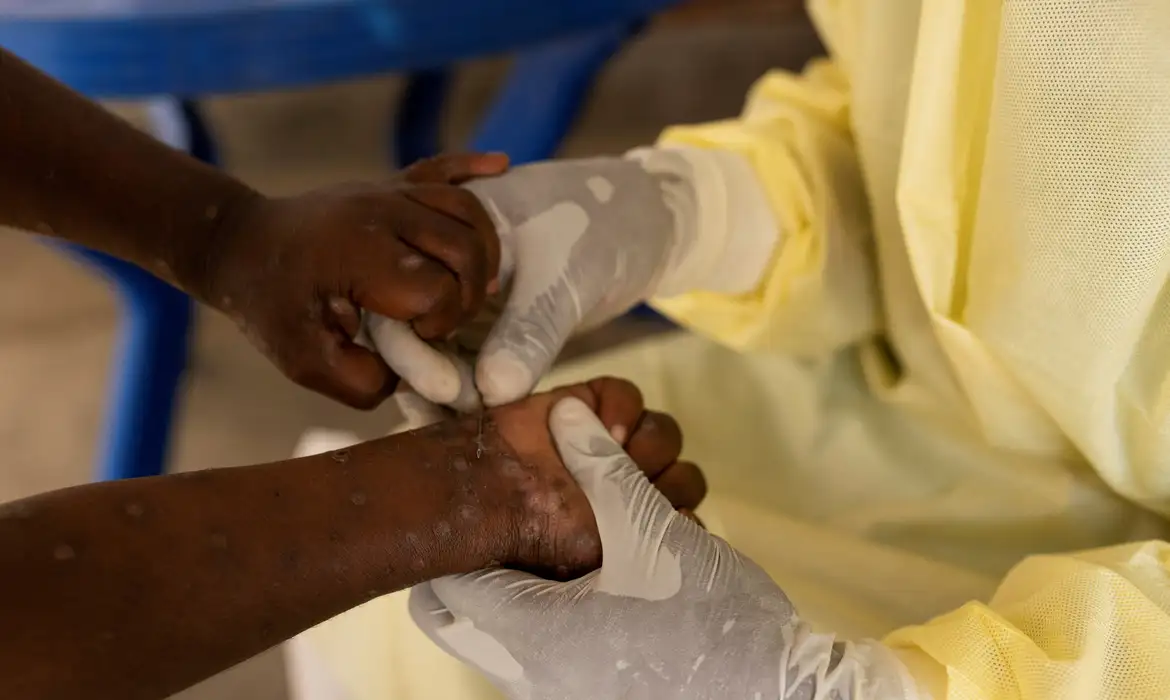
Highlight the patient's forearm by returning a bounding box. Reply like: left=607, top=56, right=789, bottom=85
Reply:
left=0, top=417, right=518, bottom=700
left=0, top=47, right=255, bottom=287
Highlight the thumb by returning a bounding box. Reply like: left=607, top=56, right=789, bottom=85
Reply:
left=549, top=398, right=684, bottom=601
left=310, top=334, right=396, bottom=410
left=473, top=246, right=582, bottom=407
left=466, top=185, right=586, bottom=407
left=366, top=314, right=481, bottom=412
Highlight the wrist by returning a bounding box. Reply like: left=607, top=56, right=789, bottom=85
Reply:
left=461, top=416, right=531, bottom=571
left=779, top=625, right=919, bottom=700
left=626, top=146, right=779, bottom=297
left=169, top=184, right=266, bottom=307
left=381, top=415, right=528, bottom=578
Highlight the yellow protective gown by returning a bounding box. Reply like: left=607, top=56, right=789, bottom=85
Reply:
left=288, top=1, right=1170, bottom=698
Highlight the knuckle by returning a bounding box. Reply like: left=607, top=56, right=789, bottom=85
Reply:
left=681, top=461, right=707, bottom=488
left=445, top=238, right=482, bottom=276
left=284, top=358, right=323, bottom=388
left=639, top=411, right=682, bottom=445
left=608, top=376, right=642, bottom=401
left=347, top=391, right=384, bottom=411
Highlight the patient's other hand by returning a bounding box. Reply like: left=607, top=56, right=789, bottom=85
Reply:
left=485, top=377, right=706, bottom=580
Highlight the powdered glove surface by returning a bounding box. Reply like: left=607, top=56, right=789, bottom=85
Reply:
left=462, top=155, right=694, bottom=407
left=409, top=398, right=920, bottom=700
left=370, top=154, right=687, bottom=409
left=373, top=148, right=777, bottom=409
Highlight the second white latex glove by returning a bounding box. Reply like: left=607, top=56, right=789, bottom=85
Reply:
left=410, top=398, right=919, bottom=700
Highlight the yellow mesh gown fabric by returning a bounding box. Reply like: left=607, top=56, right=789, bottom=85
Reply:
left=287, top=1, right=1170, bottom=698
left=652, top=0, right=1170, bottom=697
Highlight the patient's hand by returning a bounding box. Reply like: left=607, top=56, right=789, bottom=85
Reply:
left=427, top=377, right=706, bottom=580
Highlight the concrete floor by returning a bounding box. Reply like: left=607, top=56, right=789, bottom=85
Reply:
left=0, top=17, right=820, bottom=699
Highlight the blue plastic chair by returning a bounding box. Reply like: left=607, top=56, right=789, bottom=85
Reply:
left=0, top=0, right=679, bottom=481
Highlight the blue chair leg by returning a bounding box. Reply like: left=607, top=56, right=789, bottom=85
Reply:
left=63, top=248, right=193, bottom=482
left=468, top=21, right=640, bottom=163
left=394, top=69, right=452, bottom=168
left=79, top=97, right=213, bottom=481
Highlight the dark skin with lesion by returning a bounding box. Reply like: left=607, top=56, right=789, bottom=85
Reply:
left=0, top=46, right=710, bottom=699
left=0, top=378, right=705, bottom=700
left=0, top=46, right=506, bottom=409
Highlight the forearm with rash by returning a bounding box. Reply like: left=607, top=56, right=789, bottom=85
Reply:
left=0, top=417, right=522, bottom=700
left=0, top=47, right=255, bottom=292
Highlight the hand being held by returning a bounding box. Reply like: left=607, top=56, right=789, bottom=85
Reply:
left=192, top=153, right=508, bottom=409
left=372, top=155, right=694, bottom=410
left=412, top=397, right=917, bottom=700
left=483, top=377, right=706, bottom=579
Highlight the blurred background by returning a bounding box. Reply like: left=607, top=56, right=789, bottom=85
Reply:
left=0, top=1, right=819, bottom=697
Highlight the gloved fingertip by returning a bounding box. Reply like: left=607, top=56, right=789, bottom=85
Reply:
left=447, top=357, right=483, bottom=413
left=408, top=362, right=462, bottom=405
left=549, top=398, right=622, bottom=467
left=368, top=315, right=464, bottom=405
left=476, top=351, right=536, bottom=407
left=549, top=396, right=603, bottom=430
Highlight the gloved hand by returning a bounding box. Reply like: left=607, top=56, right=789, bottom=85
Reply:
left=410, top=398, right=919, bottom=700
left=372, top=148, right=778, bottom=408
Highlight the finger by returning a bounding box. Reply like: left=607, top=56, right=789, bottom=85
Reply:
left=293, top=330, right=397, bottom=410
left=404, top=185, right=501, bottom=289
left=476, top=266, right=585, bottom=407
left=445, top=353, right=483, bottom=414
left=650, top=461, right=707, bottom=511
left=585, top=377, right=644, bottom=446
left=404, top=185, right=499, bottom=240
left=356, top=238, right=462, bottom=334
left=404, top=152, right=510, bottom=185
left=326, top=296, right=363, bottom=339
left=405, top=261, right=465, bottom=340
left=549, top=398, right=682, bottom=600
left=474, top=194, right=515, bottom=286
left=624, top=411, right=683, bottom=480
left=397, top=197, right=494, bottom=320
left=367, top=314, right=462, bottom=405
left=677, top=508, right=705, bottom=529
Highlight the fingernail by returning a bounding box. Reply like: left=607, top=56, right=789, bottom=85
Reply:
left=610, top=425, right=628, bottom=444
left=328, top=297, right=354, bottom=316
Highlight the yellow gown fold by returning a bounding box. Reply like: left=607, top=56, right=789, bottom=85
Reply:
left=289, top=2, right=1170, bottom=697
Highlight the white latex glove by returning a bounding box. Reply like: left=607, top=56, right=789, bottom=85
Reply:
left=410, top=398, right=920, bottom=700
left=371, top=147, right=778, bottom=409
